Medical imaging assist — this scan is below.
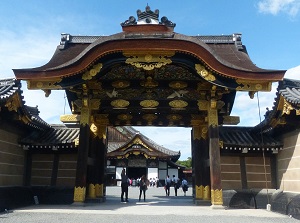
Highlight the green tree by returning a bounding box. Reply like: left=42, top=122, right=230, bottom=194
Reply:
left=176, top=157, right=192, bottom=168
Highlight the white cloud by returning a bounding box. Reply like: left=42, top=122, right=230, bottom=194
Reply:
left=284, top=64, right=300, bottom=79
left=258, top=0, right=300, bottom=17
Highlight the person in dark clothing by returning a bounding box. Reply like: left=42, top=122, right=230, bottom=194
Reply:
left=165, top=175, right=171, bottom=196
left=121, top=169, right=129, bottom=202
left=139, top=175, right=149, bottom=202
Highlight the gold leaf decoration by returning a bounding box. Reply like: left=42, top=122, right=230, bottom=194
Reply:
left=74, top=186, right=86, bottom=202
left=142, top=114, right=157, bottom=125
left=167, top=114, right=182, bottom=121
left=111, top=99, right=129, bottom=108
left=124, top=51, right=174, bottom=71
left=140, top=100, right=159, bottom=108
left=140, top=76, right=158, bottom=88
left=112, top=80, right=130, bottom=88
left=195, top=64, right=216, bottom=81
left=117, top=114, right=132, bottom=121
left=211, top=189, right=223, bottom=205
left=169, top=81, right=188, bottom=89
left=169, top=100, right=188, bottom=108
left=82, top=63, right=103, bottom=80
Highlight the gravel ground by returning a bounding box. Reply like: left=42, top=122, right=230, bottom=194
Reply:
left=0, top=186, right=298, bottom=223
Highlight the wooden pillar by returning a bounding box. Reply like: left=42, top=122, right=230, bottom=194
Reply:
left=87, top=115, right=108, bottom=201
left=192, top=126, right=203, bottom=200
left=192, top=118, right=210, bottom=203
left=208, top=100, right=223, bottom=206
left=202, top=129, right=211, bottom=201
left=73, top=93, right=91, bottom=203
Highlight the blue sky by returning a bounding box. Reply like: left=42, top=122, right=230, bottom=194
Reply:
left=0, top=0, right=300, bottom=160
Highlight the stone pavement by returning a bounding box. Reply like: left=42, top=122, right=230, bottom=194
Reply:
left=0, top=186, right=298, bottom=223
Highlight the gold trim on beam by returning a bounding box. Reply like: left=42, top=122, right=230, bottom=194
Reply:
left=82, top=63, right=103, bottom=80
left=124, top=51, right=175, bottom=71
left=60, top=114, right=81, bottom=123
left=222, top=116, right=240, bottom=125
left=27, top=78, right=62, bottom=90
left=283, top=98, right=293, bottom=115
left=195, top=64, right=216, bottom=81
left=236, top=79, right=272, bottom=91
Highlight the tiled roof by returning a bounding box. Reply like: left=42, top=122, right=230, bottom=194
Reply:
left=20, top=124, right=79, bottom=148
left=219, top=126, right=283, bottom=153
left=15, top=32, right=280, bottom=76
left=0, top=78, right=20, bottom=101
left=278, top=78, right=300, bottom=104
left=0, top=78, right=50, bottom=130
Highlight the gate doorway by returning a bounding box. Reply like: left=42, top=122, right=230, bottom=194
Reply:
left=127, top=167, right=147, bottom=180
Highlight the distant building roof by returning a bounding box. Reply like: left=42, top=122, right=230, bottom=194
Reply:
left=0, top=78, right=50, bottom=130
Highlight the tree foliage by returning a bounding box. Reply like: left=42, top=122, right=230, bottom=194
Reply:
left=176, top=157, right=192, bottom=168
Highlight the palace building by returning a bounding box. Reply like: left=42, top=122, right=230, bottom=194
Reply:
left=1, top=5, right=300, bottom=215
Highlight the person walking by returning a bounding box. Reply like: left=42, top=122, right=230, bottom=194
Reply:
left=181, top=177, right=188, bottom=196
left=120, top=169, right=129, bottom=202
left=139, top=175, right=148, bottom=202
left=172, top=175, right=179, bottom=196
left=165, top=175, right=171, bottom=196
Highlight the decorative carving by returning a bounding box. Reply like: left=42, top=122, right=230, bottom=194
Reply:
left=169, top=81, right=188, bottom=89
left=91, top=99, right=100, bottom=110
left=195, top=64, right=216, bottom=81
left=140, top=100, right=159, bottom=108
left=201, top=126, right=208, bottom=140
left=88, top=184, right=96, bottom=198
left=60, top=114, right=80, bottom=123
left=283, top=99, right=293, bottom=115
left=94, top=114, right=109, bottom=125
left=124, top=51, right=174, bottom=71
left=195, top=185, right=203, bottom=199
left=167, top=90, right=189, bottom=99
left=236, top=79, right=271, bottom=91
left=222, top=116, right=240, bottom=125
left=5, top=94, right=20, bottom=112
left=211, top=189, right=223, bottom=205
left=74, top=137, right=79, bottom=146
left=111, top=99, right=130, bottom=108
left=27, top=78, right=62, bottom=90
left=140, top=76, right=158, bottom=88
left=106, top=89, right=118, bottom=98
left=169, top=100, right=188, bottom=108
left=112, top=80, right=130, bottom=88
left=193, top=126, right=201, bottom=140
left=197, top=100, right=209, bottom=111
left=128, top=158, right=147, bottom=167
left=219, top=140, right=224, bottom=149
left=208, top=109, right=218, bottom=126
left=82, top=63, right=103, bottom=80
left=143, top=114, right=157, bottom=125
left=203, top=185, right=211, bottom=200
left=73, top=186, right=86, bottom=202
left=118, top=114, right=133, bottom=121
left=80, top=107, right=90, bottom=126
left=167, top=114, right=182, bottom=121
left=95, top=184, right=103, bottom=197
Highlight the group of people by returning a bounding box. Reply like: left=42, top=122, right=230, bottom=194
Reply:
left=164, top=175, right=189, bottom=196
left=120, top=169, right=189, bottom=203
left=120, top=169, right=150, bottom=202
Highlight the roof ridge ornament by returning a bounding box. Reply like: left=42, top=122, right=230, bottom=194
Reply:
left=121, top=5, right=176, bottom=28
